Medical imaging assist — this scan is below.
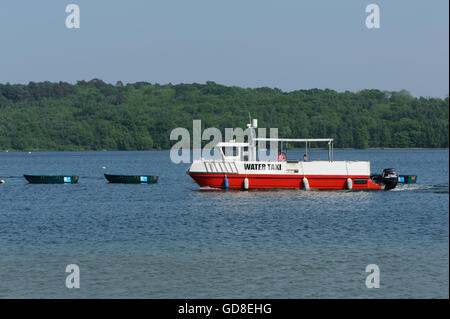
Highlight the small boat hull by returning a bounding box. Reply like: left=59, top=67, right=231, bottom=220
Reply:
left=372, top=174, right=417, bottom=184
left=398, top=175, right=417, bottom=183
left=24, top=175, right=79, bottom=184
left=104, top=174, right=158, bottom=184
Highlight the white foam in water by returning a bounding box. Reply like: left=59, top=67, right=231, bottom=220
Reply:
left=392, top=183, right=449, bottom=192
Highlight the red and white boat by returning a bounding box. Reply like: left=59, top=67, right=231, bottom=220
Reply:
left=187, top=119, right=398, bottom=191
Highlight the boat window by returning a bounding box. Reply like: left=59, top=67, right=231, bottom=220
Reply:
left=222, top=147, right=238, bottom=157
left=242, top=147, right=248, bottom=161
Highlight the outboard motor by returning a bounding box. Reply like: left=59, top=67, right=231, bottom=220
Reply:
left=381, top=168, right=398, bottom=190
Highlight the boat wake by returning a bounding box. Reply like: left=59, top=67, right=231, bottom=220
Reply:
left=391, top=183, right=449, bottom=194
left=194, top=183, right=449, bottom=194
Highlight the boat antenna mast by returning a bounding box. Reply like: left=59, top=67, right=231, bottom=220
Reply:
left=246, top=114, right=258, bottom=161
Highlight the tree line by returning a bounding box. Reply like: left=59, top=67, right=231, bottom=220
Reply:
left=0, top=80, right=448, bottom=151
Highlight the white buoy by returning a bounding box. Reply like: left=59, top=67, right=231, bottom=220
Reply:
left=102, top=166, right=107, bottom=169
left=302, top=177, right=310, bottom=190
left=0, top=179, right=5, bottom=184
left=244, top=178, right=249, bottom=190
left=28, top=152, right=32, bottom=154
left=346, top=178, right=353, bottom=190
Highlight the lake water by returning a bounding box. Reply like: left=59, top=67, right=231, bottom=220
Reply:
left=0, top=149, right=448, bottom=298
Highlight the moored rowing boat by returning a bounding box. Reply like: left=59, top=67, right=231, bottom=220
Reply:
left=104, top=174, right=158, bottom=184
left=24, top=175, right=79, bottom=184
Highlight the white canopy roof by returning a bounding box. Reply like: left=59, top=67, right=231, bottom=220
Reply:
left=217, top=142, right=250, bottom=147
left=254, top=138, right=333, bottom=143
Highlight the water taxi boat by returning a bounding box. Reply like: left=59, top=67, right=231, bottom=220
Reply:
left=187, top=119, right=398, bottom=191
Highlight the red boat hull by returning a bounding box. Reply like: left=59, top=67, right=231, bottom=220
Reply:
left=189, top=173, right=383, bottom=190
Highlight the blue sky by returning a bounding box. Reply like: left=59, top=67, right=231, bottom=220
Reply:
left=0, top=0, right=448, bottom=97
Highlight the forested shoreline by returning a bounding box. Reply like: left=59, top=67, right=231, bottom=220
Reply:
left=0, top=80, right=448, bottom=151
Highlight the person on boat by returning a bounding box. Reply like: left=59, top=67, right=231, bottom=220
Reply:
left=278, top=150, right=287, bottom=162
left=303, top=154, right=308, bottom=161
left=277, top=151, right=283, bottom=161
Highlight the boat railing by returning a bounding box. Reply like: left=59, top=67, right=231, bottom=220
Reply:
left=202, top=159, right=239, bottom=174
left=254, top=137, right=334, bottom=162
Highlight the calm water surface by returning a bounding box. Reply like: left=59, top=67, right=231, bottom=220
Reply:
left=0, top=150, right=448, bottom=298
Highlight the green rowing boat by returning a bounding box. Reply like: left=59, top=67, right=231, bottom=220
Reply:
left=24, top=175, right=79, bottom=184
left=398, top=175, right=417, bottom=183
left=371, top=174, right=417, bottom=184
left=104, top=174, right=158, bottom=184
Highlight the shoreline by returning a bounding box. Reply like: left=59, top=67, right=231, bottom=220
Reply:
left=1, top=147, right=449, bottom=153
